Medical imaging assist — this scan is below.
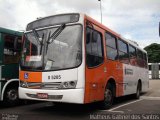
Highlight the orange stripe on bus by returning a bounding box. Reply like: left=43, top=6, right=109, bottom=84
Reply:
left=19, top=71, right=42, bottom=82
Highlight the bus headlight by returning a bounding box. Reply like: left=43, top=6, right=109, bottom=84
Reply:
left=20, top=81, right=28, bottom=88
left=59, top=81, right=77, bottom=89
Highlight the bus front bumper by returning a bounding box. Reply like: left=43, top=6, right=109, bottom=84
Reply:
left=19, top=87, right=84, bottom=104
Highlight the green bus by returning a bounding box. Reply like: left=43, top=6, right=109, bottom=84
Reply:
left=0, top=27, right=22, bottom=106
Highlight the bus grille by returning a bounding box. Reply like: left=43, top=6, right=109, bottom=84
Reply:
left=27, top=82, right=62, bottom=90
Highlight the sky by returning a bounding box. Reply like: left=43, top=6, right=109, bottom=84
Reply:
left=0, top=0, right=160, bottom=48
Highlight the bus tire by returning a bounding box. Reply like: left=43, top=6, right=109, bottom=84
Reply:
left=99, top=83, right=114, bottom=110
left=3, top=87, right=19, bottom=106
left=134, top=82, right=141, bottom=99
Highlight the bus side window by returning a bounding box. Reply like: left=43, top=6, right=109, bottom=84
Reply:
left=129, top=45, right=137, bottom=66
left=3, top=34, right=21, bottom=64
left=143, top=53, right=148, bottom=68
left=118, top=39, right=129, bottom=64
left=137, top=49, right=144, bottom=68
left=86, top=27, right=104, bottom=68
left=105, top=32, right=118, bottom=60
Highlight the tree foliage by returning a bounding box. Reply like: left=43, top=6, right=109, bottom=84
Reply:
left=144, top=43, right=160, bottom=63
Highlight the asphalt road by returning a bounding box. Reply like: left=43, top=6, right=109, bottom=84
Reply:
left=0, top=80, right=160, bottom=120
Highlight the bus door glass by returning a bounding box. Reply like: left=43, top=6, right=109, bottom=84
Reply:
left=85, top=24, right=106, bottom=102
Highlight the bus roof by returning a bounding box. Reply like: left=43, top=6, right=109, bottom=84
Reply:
left=0, top=27, right=22, bottom=36
left=84, top=13, right=147, bottom=53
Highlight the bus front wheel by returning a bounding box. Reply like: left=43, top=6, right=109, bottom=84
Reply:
left=3, top=87, right=19, bottom=106
left=99, top=83, right=114, bottom=109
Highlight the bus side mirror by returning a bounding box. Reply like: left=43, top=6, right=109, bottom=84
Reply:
left=14, top=37, right=18, bottom=51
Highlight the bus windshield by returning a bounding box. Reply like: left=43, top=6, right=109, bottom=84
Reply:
left=21, top=24, right=82, bottom=71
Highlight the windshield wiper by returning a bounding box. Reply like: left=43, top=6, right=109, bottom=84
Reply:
left=45, top=24, right=66, bottom=53
left=32, top=29, right=45, bottom=55
left=32, top=29, right=43, bottom=45
left=47, top=23, right=66, bottom=44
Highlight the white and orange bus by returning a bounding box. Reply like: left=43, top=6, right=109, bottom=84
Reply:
left=19, top=13, right=149, bottom=109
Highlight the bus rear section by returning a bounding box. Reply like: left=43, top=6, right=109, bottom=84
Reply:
left=0, top=27, right=22, bottom=106
left=19, top=13, right=149, bottom=109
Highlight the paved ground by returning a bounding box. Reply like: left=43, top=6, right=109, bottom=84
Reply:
left=143, top=80, right=160, bottom=97
left=0, top=80, right=160, bottom=120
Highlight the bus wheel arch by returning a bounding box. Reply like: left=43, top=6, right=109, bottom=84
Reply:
left=106, top=79, right=116, bottom=97
left=2, top=79, right=19, bottom=106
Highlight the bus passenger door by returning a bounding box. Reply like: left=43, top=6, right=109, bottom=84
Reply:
left=85, top=25, right=106, bottom=103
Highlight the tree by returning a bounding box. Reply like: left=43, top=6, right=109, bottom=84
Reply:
left=144, top=43, right=160, bottom=63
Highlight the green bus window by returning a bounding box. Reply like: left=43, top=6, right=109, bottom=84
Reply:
left=3, top=34, right=21, bottom=64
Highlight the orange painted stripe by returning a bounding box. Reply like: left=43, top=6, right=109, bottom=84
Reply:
left=19, top=71, right=42, bottom=82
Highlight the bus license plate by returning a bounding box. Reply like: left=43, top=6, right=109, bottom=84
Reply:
left=37, top=93, right=48, bottom=99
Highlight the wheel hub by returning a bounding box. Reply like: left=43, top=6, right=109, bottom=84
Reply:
left=7, top=89, right=18, bottom=101
left=104, top=90, right=112, bottom=104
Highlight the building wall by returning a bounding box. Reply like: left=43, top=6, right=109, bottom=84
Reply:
left=148, top=63, right=160, bottom=80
